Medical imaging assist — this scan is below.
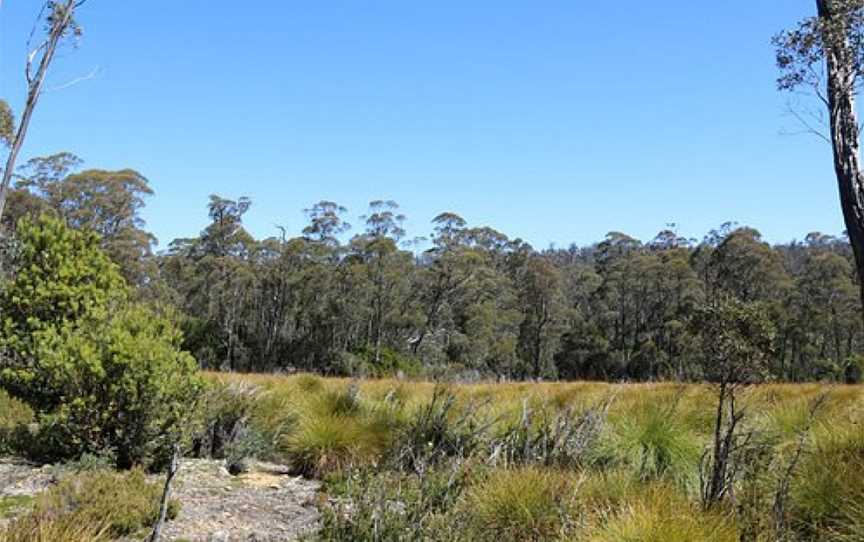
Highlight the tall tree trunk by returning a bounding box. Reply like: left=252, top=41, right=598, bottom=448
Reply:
left=817, top=0, right=864, bottom=318
left=0, top=0, right=79, bottom=223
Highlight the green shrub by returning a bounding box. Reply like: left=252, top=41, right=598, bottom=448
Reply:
left=0, top=216, right=201, bottom=468
left=491, top=400, right=608, bottom=469
left=193, top=379, right=269, bottom=468
left=347, top=346, right=422, bottom=378
left=843, top=354, right=864, bottom=384
left=0, top=468, right=178, bottom=541
left=0, top=390, right=31, bottom=454
left=319, top=461, right=476, bottom=541
left=390, top=386, right=489, bottom=472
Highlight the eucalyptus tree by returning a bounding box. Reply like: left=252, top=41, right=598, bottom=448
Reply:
left=411, top=213, right=481, bottom=359
left=775, top=0, right=864, bottom=311
left=0, top=1, right=88, bottom=223
left=165, top=195, right=256, bottom=369
left=352, top=200, right=414, bottom=365
left=303, top=200, right=351, bottom=248
left=708, top=228, right=791, bottom=304
left=8, top=154, right=158, bottom=285
left=517, top=256, right=565, bottom=378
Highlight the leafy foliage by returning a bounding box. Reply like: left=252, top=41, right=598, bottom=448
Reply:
left=143, top=196, right=864, bottom=383
left=0, top=215, right=201, bottom=467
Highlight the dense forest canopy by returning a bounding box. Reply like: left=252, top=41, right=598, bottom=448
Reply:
left=1, top=152, right=860, bottom=383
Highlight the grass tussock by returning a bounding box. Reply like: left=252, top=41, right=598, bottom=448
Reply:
left=284, top=382, right=401, bottom=476
left=789, top=421, right=864, bottom=540
left=584, top=484, right=739, bottom=542
left=0, top=468, right=178, bottom=541
left=597, top=394, right=701, bottom=486
left=463, top=467, right=578, bottom=541
left=207, top=374, right=864, bottom=541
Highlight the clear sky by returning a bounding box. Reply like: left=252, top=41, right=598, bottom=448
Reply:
left=0, top=1, right=843, bottom=250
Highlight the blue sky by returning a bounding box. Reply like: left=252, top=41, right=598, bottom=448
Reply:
left=0, top=1, right=841, bottom=249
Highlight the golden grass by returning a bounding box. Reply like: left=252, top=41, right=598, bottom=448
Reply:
left=205, top=372, right=864, bottom=539
left=462, top=467, right=578, bottom=541
left=0, top=468, right=176, bottom=542
left=583, top=483, right=739, bottom=542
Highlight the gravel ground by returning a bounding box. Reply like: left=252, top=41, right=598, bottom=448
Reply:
left=155, top=459, right=321, bottom=542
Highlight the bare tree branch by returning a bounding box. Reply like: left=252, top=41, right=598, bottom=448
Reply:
left=0, top=0, right=86, bottom=224
left=781, top=100, right=832, bottom=144
left=46, top=66, right=100, bottom=92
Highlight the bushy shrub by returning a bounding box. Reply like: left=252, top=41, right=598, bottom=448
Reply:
left=344, top=346, right=422, bottom=378
left=843, top=354, right=864, bottom=384
left=0, top=390, right=31, bottom=455
left=489, top=399, right=608, bottom=469
left=0, top=216, right=201, bottom=468
left=389, top=386, right=489, bottom=472
left=0, top=468, right=178, bottom=541
left=319, top=460, right=476, bottom=541
left=192, top=379, right=270, bottom=470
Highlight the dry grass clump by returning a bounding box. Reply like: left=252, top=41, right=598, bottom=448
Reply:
left=463, top=467, right=578, bottom=541
left=0, top=468, right=177, bottom=542
left=584, top=484, right=739, bottom=542
left=788, top=420, right=864, bottom=540
left=0, top=390, right=32, bottom=454
left=0, top=519, right=111, bottom=542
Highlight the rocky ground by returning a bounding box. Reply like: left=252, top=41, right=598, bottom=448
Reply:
left=158, top=459, right=321, bottom=542
left=0, top=457, right=322, bottom=541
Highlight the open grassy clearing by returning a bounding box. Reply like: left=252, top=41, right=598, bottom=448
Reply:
left=201, top=373, right=864, bottom=541
left=2, top=376, right=864, bottom=540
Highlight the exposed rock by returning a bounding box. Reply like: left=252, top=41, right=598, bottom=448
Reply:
left=0, top=458, right=56, bottom=529
left=156, top=459, right=321, bottom=542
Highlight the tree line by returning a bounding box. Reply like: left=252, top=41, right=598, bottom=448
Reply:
left=2, top=152, right=861, bottom=382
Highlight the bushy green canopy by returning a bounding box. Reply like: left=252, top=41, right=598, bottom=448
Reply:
left=0, top=215, right=201, bottom=467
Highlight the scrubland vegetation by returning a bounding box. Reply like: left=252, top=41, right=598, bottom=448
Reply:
left=178, top=375, right=864, bottom=540
left=4, top=369, right=864, bottom=540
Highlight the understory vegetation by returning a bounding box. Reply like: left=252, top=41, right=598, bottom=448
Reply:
left=0, top=465, right=178, bottom=542
left=185, top=374, right=864, bottom=541
left=4, top=372, right=862, bottom=540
